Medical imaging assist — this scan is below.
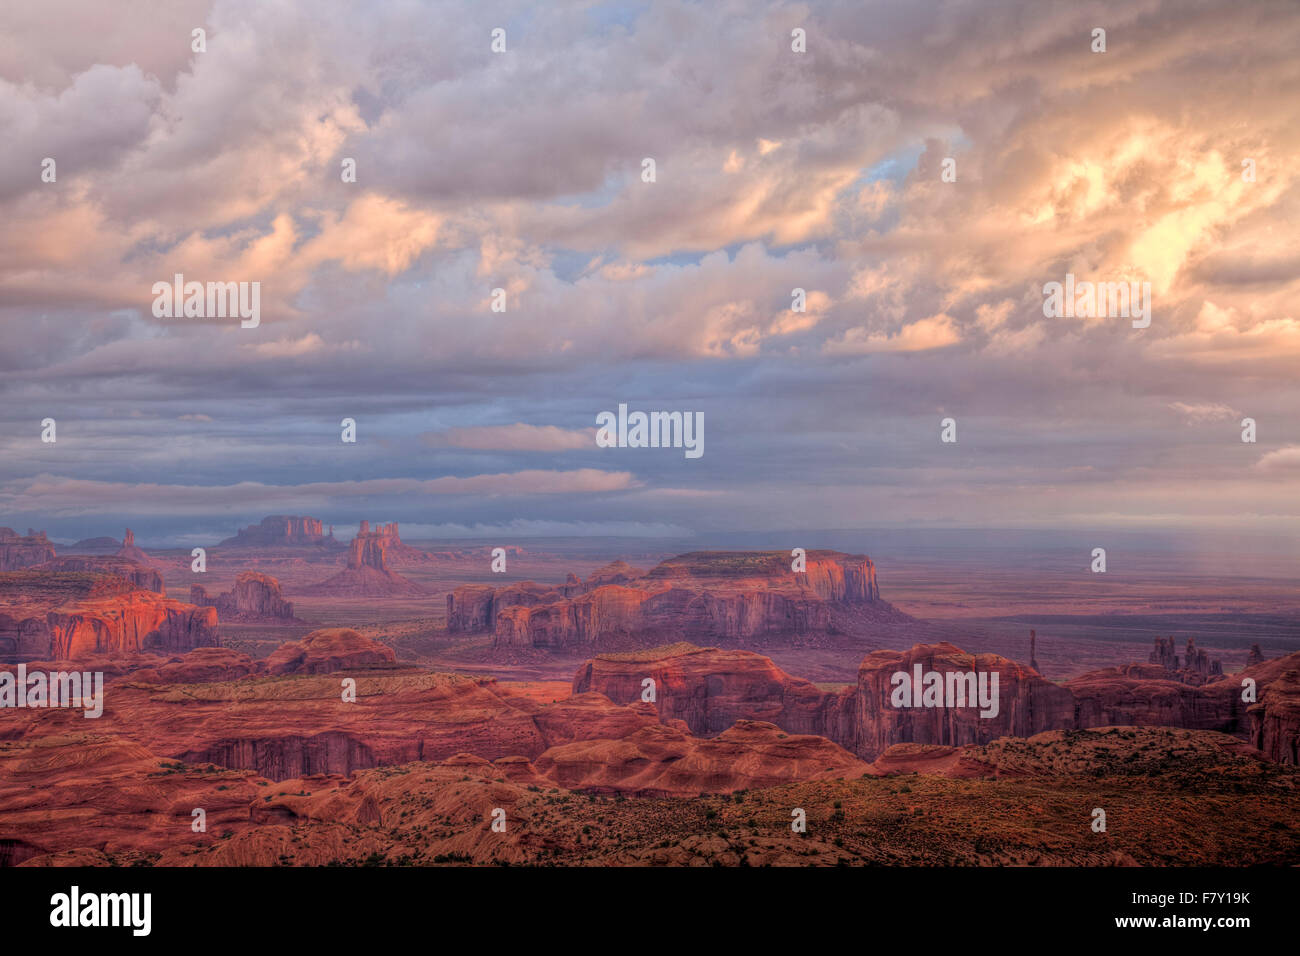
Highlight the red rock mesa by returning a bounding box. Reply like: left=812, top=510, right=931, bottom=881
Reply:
left=449, top=550, right=884, bottom=651
left=0, top=569, right=218, bottom=661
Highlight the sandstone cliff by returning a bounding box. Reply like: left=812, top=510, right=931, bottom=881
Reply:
left=449, top=549, right=886, bottom=651
left=0, top=570, right=216, bottom=660
left=45, top=591, right=219, bottom=659
left=191, top=570, right=297, bottom=622
left=851, top=642, right=1075, bottom=759
left=572, top=642, right=852, bottom=740
left=572, top=640, right=1300, bottom=766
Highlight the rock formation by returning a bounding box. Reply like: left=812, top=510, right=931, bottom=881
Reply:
left=533, top=719, right=869, bottom=797
left=573, top=642, right=851, bottom=740
left=1246, top=643, right=1265, bottom=667
left=114, top=528, right=156, bottom=566
left=45, top=592, right=219, bottom=660
left=446, top=581, right=565, bottom=633
left=1249, top=664, right=1300, bottom=764
left=1146, top=635, right=1224, bottom=684
left=218, top=515, right=341, bottom=549
left=573, top=639, right=1300, bottom=766
left=297, top=522, right=424, bottom=597
left=850, top=642, right=1076, bottom=759
left=0, top=569, right=217, bottom=660
left=191, top=571, right=297, bottom=622
left=63, top=536, right=122, bottom=554
left=0, top=528, right=56, bottom=571
left=132, top=647, right=260, bottom=684
left=351, top=522, right=437, bottom=566
left=449, top=550, right=886, bottom=651
left=35, top=555, right=164, bottom=593
left=263, top=628, right=396, bottom=675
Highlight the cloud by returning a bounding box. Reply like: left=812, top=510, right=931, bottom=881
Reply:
left=2, top=0, right=1299, bottom=537
left=823, top=314, right=961, bottom=355
left=422, top=423, right=595, bottom=452
left=1256, top=446, right=1300, bottom=472
left=1168, top=402, right=1241, bottom=424
left=0, top=470, right=639, bottom=516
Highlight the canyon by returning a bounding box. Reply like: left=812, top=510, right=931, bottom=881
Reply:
left=1, top=531, right=1297, bottom=867
left=573, top=640, right=1300, bottom=764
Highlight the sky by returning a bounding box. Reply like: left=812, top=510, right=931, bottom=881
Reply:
left=1, top=0, right=1298, bottom=545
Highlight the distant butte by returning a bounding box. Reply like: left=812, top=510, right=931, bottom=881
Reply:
left=296, top=521, right=424, bottom=597
left=218, top=515, right=343, bottom=549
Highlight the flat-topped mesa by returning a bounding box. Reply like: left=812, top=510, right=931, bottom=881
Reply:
left=190, top=571, right=297, bottom=622
left=218, top=515, right=340, bottom=548
left=0, top=527, right=57, bottom=571
left=644, top=551, right=880, bottom=602
left=35, top=555, right=164, bottom=593
left=450, top=549, right=885, bottom=651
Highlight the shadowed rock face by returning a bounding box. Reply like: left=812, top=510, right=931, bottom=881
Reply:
left=449, top=550, right=885, bottom=651
left=446, top=582, right=564, bottom=633
left=0, top=528, right=56, bottom=572
left=191, top=571, right=296, bottom=622
left=1251, top=666, right=1300, bottom=764
left=572, top=643, right=853, bottom=740
left=851, top=643, right=1075, bottom=759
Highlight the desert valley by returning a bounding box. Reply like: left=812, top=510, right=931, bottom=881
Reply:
left=1, top=517, right=1296, bottom=867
